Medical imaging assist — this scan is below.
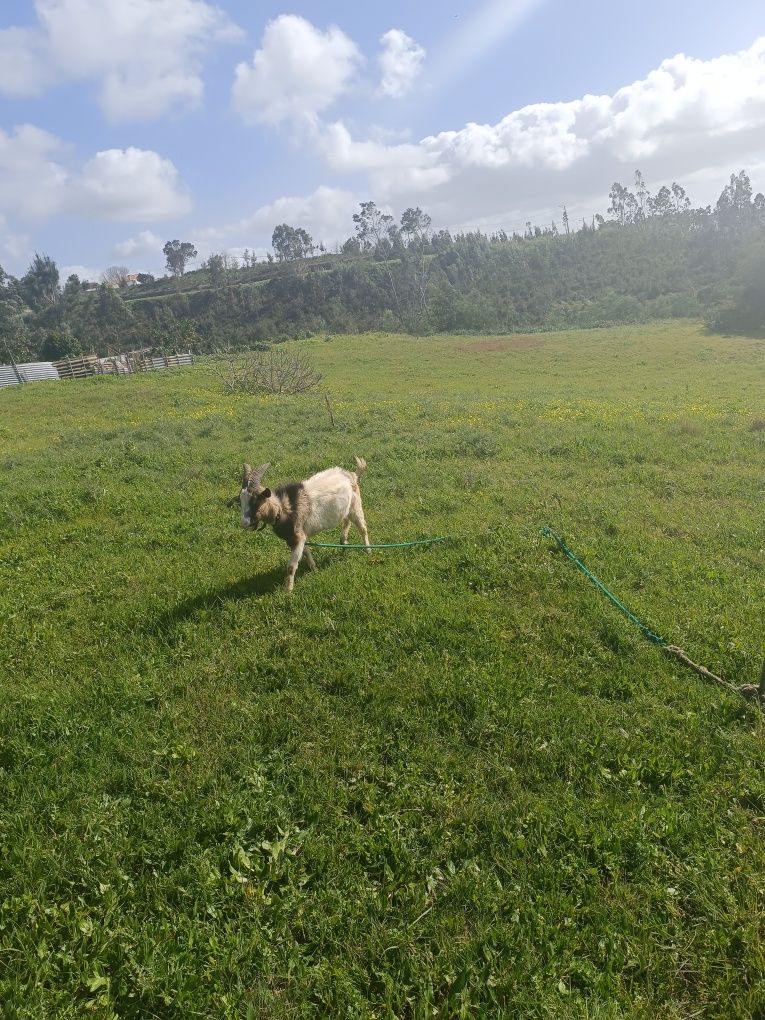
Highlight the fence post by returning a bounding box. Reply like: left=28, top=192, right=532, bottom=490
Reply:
left=3, top=339, right=23, bottom=385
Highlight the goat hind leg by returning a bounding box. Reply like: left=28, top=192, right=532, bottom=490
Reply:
left=349, top=496, right=370, bottom=551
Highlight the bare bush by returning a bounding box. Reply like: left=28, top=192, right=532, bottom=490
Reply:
left=211, top=343, right=322, bottom=395
left=101, top=265, right=130, bottom=287
left=210, top=343, right=251, bottom=394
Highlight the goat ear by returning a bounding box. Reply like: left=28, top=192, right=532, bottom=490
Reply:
left=225, top=493, right=241, bottom=508
left=260, top=488, right=271, bottom=499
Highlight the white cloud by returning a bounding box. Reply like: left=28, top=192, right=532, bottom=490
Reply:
left=0, top=27, right=54, bottom=96
left=61, top=264, right=103, bottom=283
left=0, top=214, right=31, bottom=265
left=196, top=186, right=357, bottom=256
left=0, top=126, right=191, bottom=224
left=0, top=125, right=70, bottom=221
left=0, top=0, right=241, bottom=121
left=232, top=14, right=362, bottom=126
left=317, top=121, right=433, bottom=176
left=306, top=36, right=765, bottom=232
left=75, top=149, right=191, bottom=221
left=113, top=230, right=164, bottom=260
left=377, top=29, right=425, bottom=99
left=313, top=121, right=449, bottom=192
left=367, top=125, right=414, bottom=145
left=238, top=185, right=357, bottom=238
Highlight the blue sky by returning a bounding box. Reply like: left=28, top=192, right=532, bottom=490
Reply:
left=1, top=0, right=764, bottom=281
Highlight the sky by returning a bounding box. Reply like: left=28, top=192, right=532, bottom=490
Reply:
left=1, top=0, right=764, bottom=281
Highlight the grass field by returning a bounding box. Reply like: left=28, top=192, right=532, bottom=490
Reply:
left=1, top=321, right=764, bottom=1018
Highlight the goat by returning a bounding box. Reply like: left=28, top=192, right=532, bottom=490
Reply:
left=236, top=458, right=370, bottom=591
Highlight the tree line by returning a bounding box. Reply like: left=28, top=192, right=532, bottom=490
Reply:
left=1, top=169, right=764, bottom=363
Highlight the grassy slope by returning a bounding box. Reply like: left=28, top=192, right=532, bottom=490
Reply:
left=1, top=322, right=764, bottom=1018
left=121, top=255, right=341, bottom=303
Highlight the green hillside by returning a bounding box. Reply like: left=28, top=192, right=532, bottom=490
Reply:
left=3, top=171, right=764, bottom=363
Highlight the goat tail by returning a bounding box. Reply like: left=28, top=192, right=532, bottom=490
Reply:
left=353, top=455, right=367, bottom=477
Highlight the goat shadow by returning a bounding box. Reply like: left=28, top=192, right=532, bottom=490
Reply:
left=147, top=564, right=292, bottom=636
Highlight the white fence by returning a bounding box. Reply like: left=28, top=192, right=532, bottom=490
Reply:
left=148, top=353, right=194, bottom=370
left=0, top=351, right=194, bottom=389
left=0, top=362, right=59, bottom=389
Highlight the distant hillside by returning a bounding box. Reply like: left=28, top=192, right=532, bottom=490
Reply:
left=2, top=170, right=764, bottom=361
left=122, top=200, right=765, bottom=351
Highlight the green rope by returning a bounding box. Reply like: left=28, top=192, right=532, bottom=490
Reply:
left=306, top=537, right=448, bottom=550
left=540, top=526, right=666, bottom=645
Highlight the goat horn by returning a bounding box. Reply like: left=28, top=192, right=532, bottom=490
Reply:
left=249, top=462, right=270, bottom=490
left=241, top=463, right=253, bottom=488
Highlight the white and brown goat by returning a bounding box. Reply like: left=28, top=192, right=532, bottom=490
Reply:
left=236, top=458, right=370, bottom=591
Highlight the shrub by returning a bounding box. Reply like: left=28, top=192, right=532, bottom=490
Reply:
left=212, top=343, right=322, bottom=395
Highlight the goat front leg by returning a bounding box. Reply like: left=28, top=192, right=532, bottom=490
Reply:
left=285, top=534, right=307, bottom=592
left=303, top=546, right=317, bottom=571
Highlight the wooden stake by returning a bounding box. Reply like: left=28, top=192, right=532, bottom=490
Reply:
left=325, top=393, right=336, bottom=429
left=3, top=337, right=23, bottom=385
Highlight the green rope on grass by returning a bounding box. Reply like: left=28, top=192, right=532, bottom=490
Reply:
left=541, top=526, right=764, bottom=705
left=306, top=537, right=448, bottom=550
left=540, top=526, right=666, bottom=645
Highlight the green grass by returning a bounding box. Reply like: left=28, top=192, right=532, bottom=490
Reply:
left=1, top=322, right=764, bottom=1018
